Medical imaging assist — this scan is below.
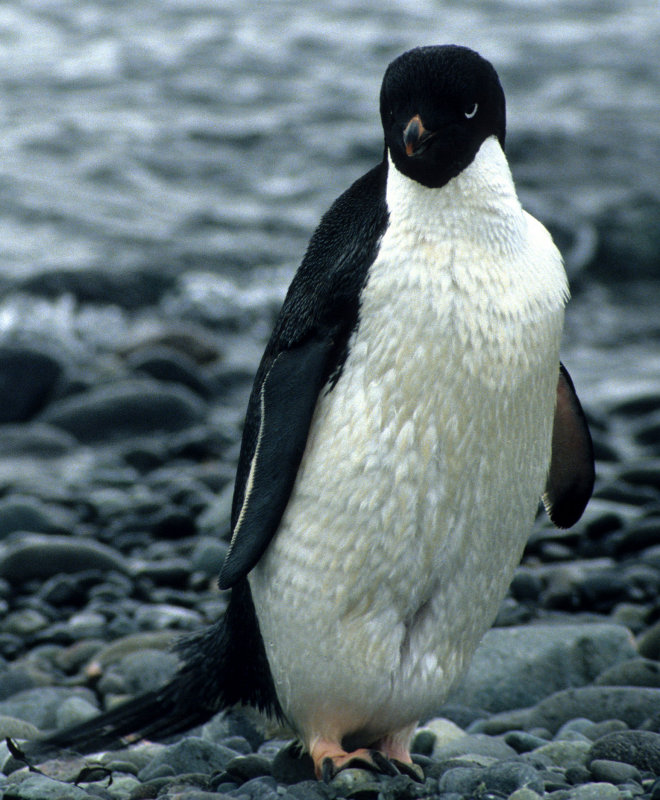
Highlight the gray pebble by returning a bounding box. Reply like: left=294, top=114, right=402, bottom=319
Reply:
left=589, top=730, right=660, bottom=773
left=133, top=603, right=202, bottom=631
left=505, top=731, right=550, bottom=753
left=190, top=536, right=229, bottom=578
left=138, top=737, right=238, bottom=781
left=432, top=732, right=516, bottom=761
left=438, top=765, right=484, bottom=795
left=1, top=609, right=49, bottom=637
left=0, top=496, right=75, bottom=539
left=637, top=619, right=660, bottom=660
left=55, top=695, right=100, bottom=729
left=532, top=738, right=591, bottom=767
left=40, top=379, right=206, bottom=443
left=0, top=773, right=93, bottom=800
left=482, top=761, right=545, bottom=795
left=0, top=686, right=96, bottom=730
left=449, top=623, right=636, bottom=713
left=483, top=687, right=660, bottom=735
left=595, top=657, right=660, bottom=688
left=0, top=534, right=128, bottom=582
left=0, top=423, right=77, bottom=458
left=126, top=345, right=213, bottom=398
left=589, top=758, right=641, bottom=784
left=0, top=346, right=62, bottom=425
left=569, top=782, right=622, bottom=800
left=0, top=713, right=41, bottom=740
left=224, top=753, right=272, bottom=782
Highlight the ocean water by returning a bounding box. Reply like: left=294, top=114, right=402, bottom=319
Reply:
left=0, top=0, right=658, bottom=399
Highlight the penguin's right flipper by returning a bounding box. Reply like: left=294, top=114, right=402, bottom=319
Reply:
left=544, top=363, right=595, bottom=528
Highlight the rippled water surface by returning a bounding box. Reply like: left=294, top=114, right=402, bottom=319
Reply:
left=0, top=0, right=658, bottom=397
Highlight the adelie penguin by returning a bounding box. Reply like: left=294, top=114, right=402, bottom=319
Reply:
left=31, top=45, right=594, bottom=781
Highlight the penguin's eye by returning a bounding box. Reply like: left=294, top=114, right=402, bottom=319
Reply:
left=464, top=103, right=478, bottom=120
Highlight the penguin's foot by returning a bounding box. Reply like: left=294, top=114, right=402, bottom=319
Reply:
left=310, top=739, right=423, bottom=782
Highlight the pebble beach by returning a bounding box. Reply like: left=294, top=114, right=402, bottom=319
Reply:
left=0, top=1, right=659, bottom=798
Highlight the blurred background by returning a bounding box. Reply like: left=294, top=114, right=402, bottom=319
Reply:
left=0, top=0, right=657, bottom=508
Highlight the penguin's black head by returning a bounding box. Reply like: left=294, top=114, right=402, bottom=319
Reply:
left=380, top=45, right=506, bottom=189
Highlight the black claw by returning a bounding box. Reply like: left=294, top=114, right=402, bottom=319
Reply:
left=391, top=758, right=425, bottom=782
left=370, top=750, right=400, bottom=776
left=321, top=757, right=336, bottom=783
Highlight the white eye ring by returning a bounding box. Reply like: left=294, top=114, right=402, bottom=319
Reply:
left=464, top=103, right=478, bottom=119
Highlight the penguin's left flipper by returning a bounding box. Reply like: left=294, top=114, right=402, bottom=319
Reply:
left=218, top=336, right=334, bottom=589
left=544, top=363, right=595, bottom=528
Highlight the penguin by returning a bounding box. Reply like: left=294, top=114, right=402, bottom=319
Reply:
left=30, top=44, right=594, bottom=781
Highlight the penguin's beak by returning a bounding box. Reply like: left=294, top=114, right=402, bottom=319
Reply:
left=403, top=114, right=437, bottom=157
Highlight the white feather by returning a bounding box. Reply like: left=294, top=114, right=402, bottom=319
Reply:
left=249, top=136, right=568, bottom=748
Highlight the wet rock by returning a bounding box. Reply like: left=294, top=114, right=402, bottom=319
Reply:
left=54, top=695, right=99, bottom=729
left=0, top=423, right=77, bottom=458
left=0, top=534, right=128, bottom=582
left=449, top=623, right=636, bottom=713
left=532, top=738, right=591, bottom=767
left=0, top=772, right=93, bottom=799
left=0, top=496, right=75, bottom=539
left=432, top=732, right=516, bottom=761
left=19, top=267, right=175, bottom=310
left=39, top=379, right=206, bottom=443
left=637, top=620, right=660, bottom=659
left=0, top=346, right=62, bottom=424
left=137, top=737, right=238, bottom=781
left=595, top=657, right=660, bottom=687
left=0, top=686, right=96, bottom=730
left=482, top=761, right=545, bottom=795
left=588, top=730, right=660, bottom=773
left=126, top=345, right=212, bottom=397
left=589, top=757, right=641, bottom=784
left=0, top=714, right=41, bottom=740
left=97, top=649, right=179, bottom=697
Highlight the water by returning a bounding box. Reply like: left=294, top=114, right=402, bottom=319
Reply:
left=0, top=0, right=658, bottom=398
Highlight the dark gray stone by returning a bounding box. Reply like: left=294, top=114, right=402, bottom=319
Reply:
left=0, top=773, right=93, bottom=799
left=126, top=345, right=212, bottom=397
left=0, top=496, right=74, bottom=539
left=448, top=624, right=636, bottom=713
left=0, top=534, right=128, bottom=582
left=637, top=619, right=660, bottom=660
left=595, top=657, right=660, bottom=687
left=432, top=733, right=517, bottom=761
left=438, top=766, right=484, bottom=796
left=0, top=686, right=96, bottom=730
left=224, top=754, right=272, bottom=782
left=0, top=347, right=62, bottom=424
left=483, top=761, right=545, bottom=795
left=97, top=649, right=179, bottom=696
left=531, top=687, right=660, bottom=734
left=589, top=730, right=660, bottom=773
left=18, top=267, right=175, bottom=309
left=138, top=737, right=238, bottom=781
left=0, top=423, right=76, bottom=458
left=39, top=379, right=206, bottom=443
left=589, top=758, right=641, bottom=784
left=505, top=731, right=550, bottom=753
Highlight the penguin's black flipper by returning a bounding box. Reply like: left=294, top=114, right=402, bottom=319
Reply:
left=27, top=581, right=280, bottom=759
left=218, top=337, right=334, bottom=589
left=218, top=163, right=389, bottom=590
left=544, top=363, right=595, bottom=528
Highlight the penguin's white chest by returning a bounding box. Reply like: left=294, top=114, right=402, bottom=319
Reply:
left=249, top=140, right=568, bottom=746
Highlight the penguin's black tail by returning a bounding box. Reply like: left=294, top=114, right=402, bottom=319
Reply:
left=25, top=581, right=281, bottom=759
